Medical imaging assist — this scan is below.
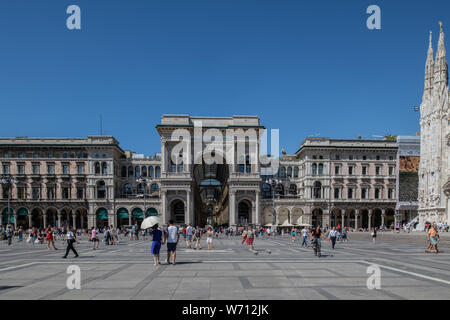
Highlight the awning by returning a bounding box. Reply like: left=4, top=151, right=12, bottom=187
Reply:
left=132, top=208, right=143, bottom=219
left=96, top=208, right=108, bottom=220
left=117, top=208, right=129, bottom=219
left=17, top=208, right=28, bottom=216
left=146, top=208, right=158, bottom=217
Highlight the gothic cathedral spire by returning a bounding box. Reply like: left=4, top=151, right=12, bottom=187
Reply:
left=434, top=22, right=448, bottom=86
left=424, top=30, right=434, bottom=97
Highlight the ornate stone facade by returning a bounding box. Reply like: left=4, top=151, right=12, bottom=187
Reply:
left=418, top=23, right=450, bottom=227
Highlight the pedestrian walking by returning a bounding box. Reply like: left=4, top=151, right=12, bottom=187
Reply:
left=186, top=224, right=193, bottom=249
left=165, top=220, right=179, bottom=265
left=426, top=224, right=439, bottom=254
left=17, top=226, right=23, bottom=242
left=6, top=224, right=13, bottom=246
left=247, top=226, right=256, bottom=252
left=329, top=227, right=338, bottom=249
left=91, top=226, right=99, bottom=250
left=301, top=227, right=309, bottom=247
left=150, top=224, right=163, bottom=266
left=371, top=227, right=377, bottom=244
left=206, top=227, right=215, bottom=250
left=62, top=226, right=79, bottom=258
left=45, top=225, right=58, bottom=250
left=194, top=226, right=202, bottom=250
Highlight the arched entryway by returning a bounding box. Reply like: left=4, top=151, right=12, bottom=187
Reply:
left=312, top=208, right=323, bottom=227
left=171, top=200, right=185, bottom=224
left=277, top=207, right=289, bottom=225
left=46, top=208, right=58, bottom=227
left=372, top=209, right=382, bottom=229
left=74, top=208, right=88, bottom=229
left=330, top=209, right=340, bottom=227
left=96, top=208, right=109, bottom=228
left=238, top=200, right=251, bottom=226
left=60, top=208, right=73, bottom=228
left=16, top=208, right=29, bottom=228
left=360, top=209, right=369, bottom=229
left=31, top=208, right=44, bottom=228
left=132, top=208, right=144, bottom=225
left=2, top=208, right=14, bottom=225
left=117, top=207, right=129, bottom=227
left=290, top=208, right=303, bottom=225
left=146, top=207, right=158, bottom=217
left=385, top=209, right=395, bottom=229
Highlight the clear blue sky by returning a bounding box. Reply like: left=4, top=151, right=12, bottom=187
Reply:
left=0, top=0, right=448, bottom=155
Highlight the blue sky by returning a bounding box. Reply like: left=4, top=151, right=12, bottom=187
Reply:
left=0, top=0, right=448, bottom=155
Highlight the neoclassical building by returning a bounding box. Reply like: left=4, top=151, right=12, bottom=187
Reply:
left=0, top=115, right=399, bottom=230
left=418, top=23, right=450, bottom=227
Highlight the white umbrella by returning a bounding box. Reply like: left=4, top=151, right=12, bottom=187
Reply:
left=141, top=216, right=160, bottom=229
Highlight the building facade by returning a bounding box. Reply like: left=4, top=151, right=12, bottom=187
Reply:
left=0, top=116, right=399, bottom=230
left=418, top=22, right=450, bottom=227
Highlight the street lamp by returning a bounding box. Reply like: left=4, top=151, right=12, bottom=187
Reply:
left=137, top=177, right=152, bottom=218
left=265, top=178, right=281, bottom=234
left=0, top=175, right=18, bottom=226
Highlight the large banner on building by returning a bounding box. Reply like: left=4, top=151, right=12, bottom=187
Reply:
left=398, top=156, right=420, bottom=202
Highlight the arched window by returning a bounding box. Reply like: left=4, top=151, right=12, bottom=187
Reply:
left=287, top=167, right=292, bottom=177
left=135, top=166, right=141, bottom=178
left=294, top=167, right=299, bottom=178
left=94, top=162, right=100, bottom=175
left=313, top=181, right=322, bottom=199
left=121, top=166, right=126, bottom=177
left=275, top=183, right=284, bottom=196
left=245, top=155, right=251, bottom=173
left=238, top=201, right=250, bottom=225
left=312, top=163, right=317, bottom=175
left=137, top=183, right=145, bottom=194
left=289, top=184, right=297, bottom=195
left=280, top=167, right=286, bottom=178
left=238, top=155, right=245, bottom=173
left=142, top=166, right=147, bottom=177
left=262, top=183, right=272, bottom=199
left=155, top=166, right=161, bottom=178
left=101, top=162, right=108, bottom=175
left=124, top=183, right=133, bottom=196
left=318, top=163, right=324, bottom=176
left=97, top=181, right=106, bottom=199
left=151, top=183, right=159, bottom=193
left=149, top=166, right=154, bottom=178
left=128, top=166, right=134, bottom=178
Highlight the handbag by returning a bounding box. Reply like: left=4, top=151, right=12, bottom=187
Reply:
left=34, top=238, right=40, bottom=244
left=26, top=236, right=32, bottom=243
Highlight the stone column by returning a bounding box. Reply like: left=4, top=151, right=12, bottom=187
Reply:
left=341, top=209, right=345, bottom=227
left=13, top=214, right=17, bottom=229
left=229, top=190, right=236, bottom=227
left=186, top=190, right=192, bottom=225
left=28, top=214, right=32, bottom=228
left=81, top=214, right=84, bottom=229
left=368, top=209, right=373, bottom=230
left=255, top=191, right=260, bottom=226
left=43, top=213, right=47, bottom=228
left=72, top=213, right=76, bottom=228
left=128, top=212, right=132, bottom=226
left=381, top=209, right=386, bottom=228
left=57, top=214, right=61, bottom=228
left=355, top=209, right=359, bottom=230
left=161, top=190, right=168, bottom=224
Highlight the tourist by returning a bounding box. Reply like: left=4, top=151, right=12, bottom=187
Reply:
left=6, top=224, right=13, bottom=246
left=206, top=227, right=215, bottom=250
left=241, top=228, right=248, bottom=245
left=310, top=225, right=324, bottom=257
left=45, top=225, right=58, bottom=250
left=426, top=224, right=439, bottom=254
left=341, top=227, right=348, bottom=243
left=150, top=224, right=163, bottom=266
left=165, top=220, right=179, bottom=265
left=62, top=226, right=79, bottom=259
left=186, top=224, right=193, bottom=249
left=301, top=227, right=309, bottom=247
left=291, top=228, right=296, bottom=242
left=17, top=226, right=23, bottom=242
left=194, top=226, right=202, bottom=250
left=247, top=226, right=255, bottom=251
left=371, top=227, right=377, bottom=244
left=329, top=227, right=338, bottom=249
left=91, top=226, right=99, bottom=250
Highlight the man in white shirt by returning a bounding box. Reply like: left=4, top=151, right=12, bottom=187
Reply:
left=328, top=227, right=338, bottom=249
left=301, top=227, right=309, bottom=247
left=164, top=220, right=180, bottom=265
left=186, top=224, right=193, bottom=249
left=62, top=226, right=79, bottom=258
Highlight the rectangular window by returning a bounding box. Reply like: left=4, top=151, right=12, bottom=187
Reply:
left=63, top=164, right=69, bottom=174
left=18, top=187, right=26, bottom=199
left=362, top=155, right=367, bottom=160
left=63, top=153, right=68, bottom=159
left=3, top=164, right=9, bottom=174
left=362, top=166, right=367, bottom=175
left=18, top=153, right=23, bottom=159
left=376, top=166, right=381, bottom=175
left=2, top=186, right=10, bottom=199
left=18, top=164, right=25, bottom=174
left=375, top=188, right=380, bottom=199
left=389, top=167, right=394, bottom=175
left=349, top=155, right=353, bottom=160
left=334, top=188, right=340, bottom=199
left=77, top=188, right=84, bottom=199
left=348, top=166, right=353, bottom=175
left=32, top=165, right=40, bottom=174
left=334, top=166, right=340, bottom=175
left=361, top=188, right=367, bottom=199
left=348, top=188, right=353, bottom=199
left=33, top=153, right=38, bottom=158
left=3, top=154, right=8, bottom=158
left=376, top=155, right=380, bottom=160
left=32, top=188, right=40, bottom=199
left=335, top=155, right=340, bottom=160
left=388, top=188, right=394, bottom=199
left=47, top=187, right=55, bottom=200
left=62, top=187, right=69, bottom=199
left=77, top=165, right=84, bottom=174
left=48, top=165, right=54, bottom=174
left=48, top=153, right=53, bottom=158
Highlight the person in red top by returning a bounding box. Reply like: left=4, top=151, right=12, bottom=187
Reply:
left=46, top=225, right=58, bottom=250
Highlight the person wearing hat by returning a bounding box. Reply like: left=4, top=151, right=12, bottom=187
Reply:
left=150, top=223, right=163, bottom=266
